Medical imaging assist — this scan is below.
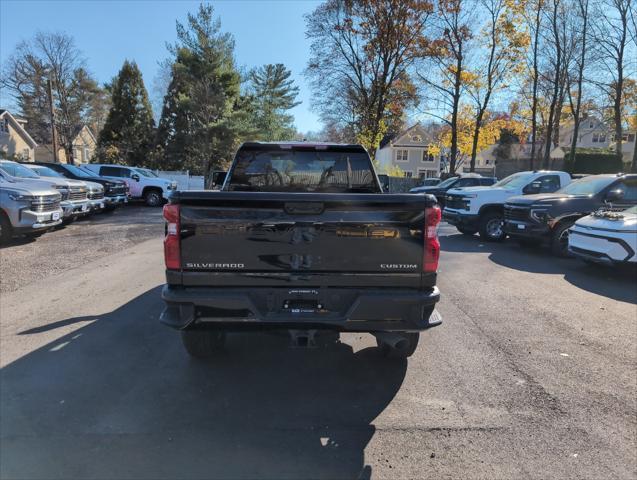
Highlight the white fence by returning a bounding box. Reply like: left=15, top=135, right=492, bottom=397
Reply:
left=152, top=170, right=205, bottom=190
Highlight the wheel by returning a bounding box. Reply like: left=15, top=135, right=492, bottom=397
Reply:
left=0, top=213, right=13, bottom=243
left=551, top=221, right=575, bottom=257
left=376, top=332, right=420, bottom=359
left=478, top=212, right=506, bottom=242
left=144, top=189, right=163, bottom=207
left=180, top=330, right=226, bottom=358
left=457, top=225, right=478, bottom=235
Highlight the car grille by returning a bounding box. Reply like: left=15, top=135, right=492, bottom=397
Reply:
left=446, top=195, right=468, bottom=210
left=69, top=188, right=88, bottom=201
left=88, top=191, right=104, bottom=200
left=106, top=185, right=127, bottom=196
left=31, top=194, right=61, bottom=213
left=504, top=204, right=530, bottom=222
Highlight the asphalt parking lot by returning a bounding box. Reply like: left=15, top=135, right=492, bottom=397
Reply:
left=0, top=208, right=635, bottom=479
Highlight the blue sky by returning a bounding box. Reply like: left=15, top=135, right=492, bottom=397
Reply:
left=0, top=0, right=322, bottom=132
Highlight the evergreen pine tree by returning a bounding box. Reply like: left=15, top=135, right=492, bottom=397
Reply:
left=247, top=64, right=301, bottom=141
left=155, top=4, right=244, bottom=176
left=98, top=60, right=154, bottom=165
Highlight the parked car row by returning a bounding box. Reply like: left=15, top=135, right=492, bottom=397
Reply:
left=427, top=169, right=637, bottom=266
left=0, top=160, right=176, bottom=243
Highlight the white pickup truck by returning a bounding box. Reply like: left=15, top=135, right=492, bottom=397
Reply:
left=82, top=164, right=177, bottom=207
left=443, top=170, right=571, bottom=241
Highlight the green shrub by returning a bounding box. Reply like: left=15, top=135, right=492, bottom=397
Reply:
left=563, top=149, right=624, bottom=174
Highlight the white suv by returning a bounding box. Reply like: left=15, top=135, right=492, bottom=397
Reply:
left=82, top=164, right=177, bottom=207
left=443, top=170, right=572, bottom=241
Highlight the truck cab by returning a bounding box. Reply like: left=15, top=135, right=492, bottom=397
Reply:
left=443, top=170, right=571, bottom=241
left=0, top=172, right=63, bottom=243
left=82, top=164, right=177, bottom=207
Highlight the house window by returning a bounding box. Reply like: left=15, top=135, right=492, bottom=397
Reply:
left=422, top=150, right=434, bottom=162
left=592, top=133, right=599, bottom=143
left=0, top=119, right=8, bottom=134
left=403, top=171, right=413, bottom=178
left=396, top=149, right=409, bottom=162
left=628, top=134, right=636, bottom=142
left=598, top=133, right=606, bottom=143
left=486, top=159, right=490, bottom=165
left=411, top=135, right=422, bottom=142
left=21, top=148, right=30, bottom=160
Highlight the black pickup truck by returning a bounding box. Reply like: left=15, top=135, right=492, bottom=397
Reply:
left=504, top=173, right=637, bottom=256
left=160, top=142, right=442, bottom=359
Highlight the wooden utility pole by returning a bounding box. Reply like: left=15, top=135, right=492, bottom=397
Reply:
left=47, top=78, right=59, bottom=163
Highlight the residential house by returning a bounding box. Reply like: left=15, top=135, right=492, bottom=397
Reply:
left=0, top=109, right=37, bottom=161
left=547, top=117, right=635, bottom=165
left=375, top=124, right=442, bottom=179
left=71, top=125, right=97, bottom=163
left=34, top=125, right=97, bottom=164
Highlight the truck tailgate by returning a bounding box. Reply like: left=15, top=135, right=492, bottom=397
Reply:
left=171, top=191, right=435, bottom=289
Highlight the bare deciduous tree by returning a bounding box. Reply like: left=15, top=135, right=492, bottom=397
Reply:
left=305, top=0, right=433, bottom=157
left=1, top=32, right=103, bottom=163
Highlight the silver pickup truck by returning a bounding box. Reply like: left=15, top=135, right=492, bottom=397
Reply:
left=0, top=160, right=90, bottom=221
left=0, top=173, right=63, bottom=243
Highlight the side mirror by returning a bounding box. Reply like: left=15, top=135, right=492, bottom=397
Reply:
left=131, top=173, right=140, bottom=182
left=605, top=189, right=624, bottom=202
left=523, top=181, right=541, bottom=194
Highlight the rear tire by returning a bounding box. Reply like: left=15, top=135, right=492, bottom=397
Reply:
left=144, top=189, right=163, bottom=207
left=478, top=212, right=506, bottom=242
left=457, top=225, right=478, bottom=235
left=376, top=333, right=420, bottom=359
left=0, top=213, right=13, bottom=244
left=181, top=330, right=226, bottom=358
left=551, top=221, right=574, bottom=257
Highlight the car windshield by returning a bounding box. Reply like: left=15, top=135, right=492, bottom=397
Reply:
left=32, top=166, right=64, bottom=178
left=0, top=162, right=40, bottom=179
left=493, top=172, right=537, bottom=189
left=421, top=179, right=439, bottom=186
left=227, top=147, right=380, bottom=193
left=437, top=177, right=459, bottom=188
left=558, top=176, right=615, bottom=195
left=135, top=168, right=158, bottom=178
left=64, top=164, right=93, bottom=178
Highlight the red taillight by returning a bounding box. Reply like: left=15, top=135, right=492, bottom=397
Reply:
left=424, top=205, right=441, bottom=273
left=163, top=204, right=180, bottom=270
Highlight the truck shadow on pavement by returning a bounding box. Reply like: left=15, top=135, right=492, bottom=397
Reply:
left=2, top=287, right=406, bottom=480
left=441, top=233, right=637, bottom=304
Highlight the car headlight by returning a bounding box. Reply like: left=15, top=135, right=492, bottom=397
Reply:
left=7, top=192, right=34, bottom=201
left=530, top=208, right=549, bottom=222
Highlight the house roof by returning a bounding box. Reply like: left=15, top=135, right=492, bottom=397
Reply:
left=0, top=109, right=37, bottom=149
left=378, top=124, right=435, bottom=150
left=72, top=124, right=97, bottom=144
